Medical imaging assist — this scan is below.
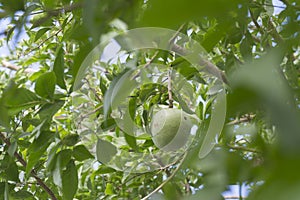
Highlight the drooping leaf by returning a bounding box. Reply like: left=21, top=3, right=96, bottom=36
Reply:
left=26, top=131, right=55, bottom=174
left=62, top=160, right=78, bottom=200
left=3, top=154, right=19, bottom=182
left=103, top=69, right=138, bottom=118
left=35, top=71, right=56, bottom=99
left=1, top=84, right=41, bottom=115
left=52, top=46, right=66, bottom=89
left=199, top=89, right=226, bottom=159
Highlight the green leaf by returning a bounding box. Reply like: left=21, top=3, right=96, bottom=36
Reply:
left=96, top=139, right=117, bottom=164
left=141, top=0, right=239, bottom=28
left=100, top=118, right=116, bottom=131
left=62, top=160, right=78, bottom=200
left=264, top=0, right=274, bottom=16
left=103, top=69, right=138, bottom=118
left=10, top=190, right=33, bottom=199
left=95, top=165, right=116, bottom=174
left=4, top=155, right=19, bottom=182
left=72, top=145, right=94, bottom=161
left=199, top=89, right=226, bottom=159
left=34, top=27, right=50, bottom=42
left=72, top=42, right=93, bottom=91
left=2, top=85, right=41, bottom=115
left=52, top=46, right=66, bottom=89
left=104, top=183, right=114, bottom=195
left=58, top=149, right=73, bottom=169
left=7, top=141, right=17, bottom=157
left=99, top=78, right=107, bottom=95
left=0, top=105, right=10, bottom=128
left=62, top=134, right=79, bottom=146
left=35, top=71, right=56, bottom=99
left=1, top=0, right=24, bottom=12
left=38, top=100, right=65, bottom=120
left=124, top=132, right=138, bottom=151
left=26, top=131, right=55, bottom=174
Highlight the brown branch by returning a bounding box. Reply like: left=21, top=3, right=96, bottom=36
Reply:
left=226, top=114, right=256, bottom=125
left=249, top=9, right=263, bottom=34
left=131, top=51, right=159, bottom=80
left=170, top=44, right=228, bottom=84
left=267, top=18, right=284, bottom=43
left=1, top=61, right=35, bottom=73
left=184, top=178, right=191, bottom=194
left=0, top=132, right=58, bottom=200
left=168, top=68, right=173, bottom=108
left=224, top=196, right=247, bottom=199
left=225, top=144, right=261, bottom=154
left=27, top=28, right=63, bottom=54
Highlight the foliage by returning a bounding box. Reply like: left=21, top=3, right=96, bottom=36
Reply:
left=0, top=0, right=300, bottom=199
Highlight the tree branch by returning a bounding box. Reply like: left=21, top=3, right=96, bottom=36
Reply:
left=170, top=44, right=228, bottom=84
left=226, top=114, right=255, bottom=125
left=168, top=68, right=173, bottom=108
left=1, top=61, right=35, bottom=73
left=0, top=132, right=58, bottom=200
left=225, top=144, right=261, bottom=154
left=141, top=153, right=187, bottom=200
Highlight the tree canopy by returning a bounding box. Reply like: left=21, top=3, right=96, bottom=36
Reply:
left=0, top=0, right=300, bottom=199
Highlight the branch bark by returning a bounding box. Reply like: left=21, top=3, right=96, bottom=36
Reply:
left=170, top=43, right=228, bottom=84
left=0, top=132, right=58, bottom=200
left=1, top=61, right=35, bottom=73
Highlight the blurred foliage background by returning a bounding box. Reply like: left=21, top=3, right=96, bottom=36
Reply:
left=0, top=0, right=300, bottom=199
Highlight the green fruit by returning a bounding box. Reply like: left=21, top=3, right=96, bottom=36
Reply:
left=150, top=108, right=198, bottom=151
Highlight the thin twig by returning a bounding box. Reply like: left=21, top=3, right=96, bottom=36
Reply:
left=168, top=67, right=173, bottom=108
left=226, top=114, right=256, bottom=125
left=169, top=23, right=186, bottom=45
left=249, top=9, right=263, bottom=34
left=0, top=132, right=58, bottom=200
left=132, top=51, right=159, bottom=80
left=26, top=28, right=63, bottom=54
left=141, top=152, right=187, bottom=200
left=170, top=43, right=228, bottom=84
left=28, top=2, right=83, bottom=16
left=225, top=144, right=261, bottom=154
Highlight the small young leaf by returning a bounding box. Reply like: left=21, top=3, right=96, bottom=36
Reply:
left=105, top=183, right=114, bottom=195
